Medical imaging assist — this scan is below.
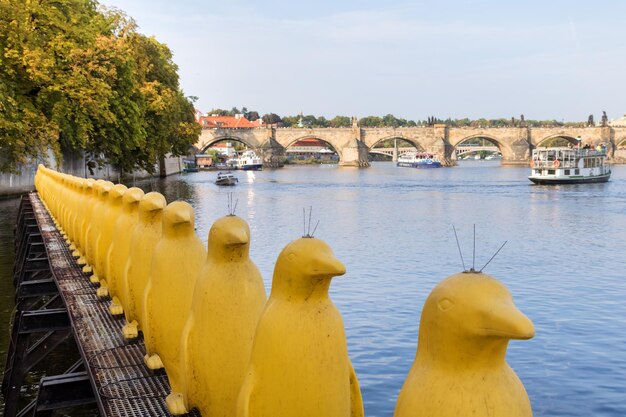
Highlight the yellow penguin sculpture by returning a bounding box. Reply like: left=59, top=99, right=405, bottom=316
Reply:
left=75, top=179, right=95, bottom=264
left=70, top=179, right=88, bottom=258
left=121, top=192, right=167, bottom=340
left=237, top=237, right=364, bottom=417
left=84, top=181, right=113, bottom=279
left=142, top=201, right=205, bottom=375
left=107, top=187, right=145, bottom=316
left=79, top=179, right=104, bottom=268
left=95, top=183, right=127, bottom=297
left=166, top=215, right=267, bottom=415
left=394, top=271, right=535, bottom=417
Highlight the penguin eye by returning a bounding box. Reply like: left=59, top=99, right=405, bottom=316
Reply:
left=438, top=298, right=454, bottom=312
left=287, top=252, right=296, bottom=261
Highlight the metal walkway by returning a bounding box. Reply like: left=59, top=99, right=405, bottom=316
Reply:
left=2, top=193, right=199, bottom=416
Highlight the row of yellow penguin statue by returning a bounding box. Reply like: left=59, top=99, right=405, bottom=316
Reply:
left=34, top=165, right=534, bottom=417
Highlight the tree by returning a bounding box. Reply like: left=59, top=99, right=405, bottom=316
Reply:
left=262, top=113, right=282, bottom=125
left=0, top=1, right=199, bottom=175
left=281, top=116, right=298, bottom=127
left=359, top=116, right=384, bottom=127
left=329, top=116, right=351, bottom=128
left=0, top=0, right=113, bottom=172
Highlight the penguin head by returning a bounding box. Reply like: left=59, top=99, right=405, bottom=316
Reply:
left=139, top=192, right=167, bottom=217
left=83, top=179, right=95, bottom=195
left=97, top=181, right=113, bottom=199
left=418, top=272, right=534, bottom=365
left=162, top=201, right=195, bottom=236
left=271, top=237, right=346, bottom=300
left=122, top=187, right=145, bottom=211
left=207, top=215, right=251, bottom=260
left=109, top=184, right=127, bottom=203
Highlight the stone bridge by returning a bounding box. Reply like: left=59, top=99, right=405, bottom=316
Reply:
left=194, top=123, right=626, bottom=167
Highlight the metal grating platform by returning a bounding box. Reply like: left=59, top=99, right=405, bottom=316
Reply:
left=30, top=193, right=200, bottom=417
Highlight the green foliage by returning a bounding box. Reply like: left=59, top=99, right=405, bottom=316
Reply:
left=262, top=113, right=282, bottom=125
left=329, top=116, right=351, bottom=128
left=0, top=0, right=199, bottom=174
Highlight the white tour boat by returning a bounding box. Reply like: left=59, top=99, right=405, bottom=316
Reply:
left=231, top=150, right=263, bottom=171
left=397, top=152, right=442, bottom=168
left=529, top=147, right=611, bottom=185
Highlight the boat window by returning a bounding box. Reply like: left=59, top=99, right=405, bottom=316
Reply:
left=548, top=169, right=555, bottom=175
left=535, top=169, right=541, bottom=174
left=564, top=169, right=570, bottom=175
left=575, top=169, right=580, bottom=175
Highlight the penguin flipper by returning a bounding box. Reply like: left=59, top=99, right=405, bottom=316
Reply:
left=348, top=360, right=364, bottom=417
left=236, top=369, right=255, bottom=417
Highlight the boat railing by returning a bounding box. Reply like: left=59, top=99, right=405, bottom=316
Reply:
left=532, top=160, right=578, bottom=169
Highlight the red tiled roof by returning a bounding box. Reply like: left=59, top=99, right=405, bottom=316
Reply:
left=197, top=115, right=257, bottom=128
left=293, top=138, right=326, bottom=147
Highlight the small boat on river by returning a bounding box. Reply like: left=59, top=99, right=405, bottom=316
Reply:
left=215, top=172, right=238, bottom=186
left=529, top=147, right=611, bottom=185
left=397, top=152, right=442, bottom=168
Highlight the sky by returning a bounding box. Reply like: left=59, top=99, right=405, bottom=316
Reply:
left=98, top=0, right=626, bottom=122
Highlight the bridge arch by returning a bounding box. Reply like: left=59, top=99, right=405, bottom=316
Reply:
left=536, top=134, right=579, bottom=148
left=198, top=135, right=258, bottom=154
left=282, top=135, right=342, bottom=163
left=449, top=134, right=508, bottom=162
left=368, top=136, right=424, bottom=159
left=450, top=134, right=506, bottom=150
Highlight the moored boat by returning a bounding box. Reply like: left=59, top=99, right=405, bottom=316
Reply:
left=528, top=147, right=611, bottom=185
left=232, top=150, right=263, bottom=170
left=397, top=152, right=442, bottom=168
left=182, top=159, right=198, bottom=173
left=215, top=172, right=238, bottom=186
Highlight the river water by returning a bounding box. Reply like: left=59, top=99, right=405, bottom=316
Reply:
left=2, top=160, right=626, bottom=416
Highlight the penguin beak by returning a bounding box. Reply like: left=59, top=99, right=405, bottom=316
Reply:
left=313, top=256, right=346, bottom=277
left=146, top=200, right=164, bottom=211
left=172, top=210, right=191, bottom=224
left=225, top=228, right=249, bottom=245
left=481, top=302, right=535, bottom=340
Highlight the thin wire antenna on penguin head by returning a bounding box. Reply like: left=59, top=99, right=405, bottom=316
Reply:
left=302, top=206, right=319, bottom=238
left=227, top=193, right=238, bottom=216
left=479, top=240, right=508, bottom=272
left=472, top=223, right=476, bottom=272
left=452, top=225, right=466, bottom=272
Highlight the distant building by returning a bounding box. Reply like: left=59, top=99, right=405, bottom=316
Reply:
left=197, top=114, right=261, bottom=129
left=210, top=142, right=237, bottom=157
left=195, top=154, right=214, bottom=168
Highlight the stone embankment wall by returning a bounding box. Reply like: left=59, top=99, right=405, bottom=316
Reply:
left=0, top=151, right=183, bottom=197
